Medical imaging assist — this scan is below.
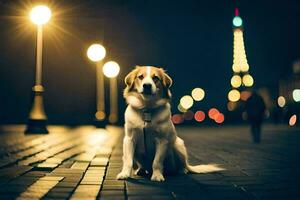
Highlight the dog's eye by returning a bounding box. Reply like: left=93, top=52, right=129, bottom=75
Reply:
left=153, top=75, right=160, bottom=82
left=138, top=75, right=144, bottom=80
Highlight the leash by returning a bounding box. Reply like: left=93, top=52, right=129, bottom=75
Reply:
left=139, top=104, right=166, bottom=157
left=142, top=111, right=152, bottom=156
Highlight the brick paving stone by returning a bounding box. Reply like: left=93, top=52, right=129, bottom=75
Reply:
left=91, top=157, right=109, bottom=166
left=0, top=125, right=299, bottom=199
left=71, top=161, right=90, bottom=170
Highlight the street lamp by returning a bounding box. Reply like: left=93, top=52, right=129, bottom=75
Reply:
left=103, top=61, right=120, bottom=124
left=25, top=5, right=52, bottom=134
left=87, top=44, right=106, bottom=127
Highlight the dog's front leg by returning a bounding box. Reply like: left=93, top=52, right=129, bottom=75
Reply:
left=117, top=133, right=135, bottom=180
left=151, top=138, right=168, bottom=182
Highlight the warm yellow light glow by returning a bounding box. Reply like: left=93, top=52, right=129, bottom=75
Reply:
left=242, top=74, right=254, bottom=87
left=191, top=88, right=205, bottom=101
left=103, top=61, right=120, bottom=78
left=289, top=114, right=297, bottom=126
left=277, top=96, right=286, bottom=108
left=232, top=28, right=251, bottom=76
left=30, top=5, right=52, bottom=25
left=232, top=64, right=241, bottom=73
left=87, top=44, right=106, bottom=62
left=230, top=75, right=242, bottom=88
left=241, top=63, right=249, bottom=72
left=180, top=95, right=194, bottom=110
left=177, top=104, right=187, bottom=113
left=228, top=89, right=240, bottom=102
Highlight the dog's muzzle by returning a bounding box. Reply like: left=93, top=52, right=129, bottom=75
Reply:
left=142, top=83, right=153, bottom=95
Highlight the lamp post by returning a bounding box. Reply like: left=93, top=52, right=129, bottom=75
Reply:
left=87, top=44, right=106, bottom=127
left=25, top=5, right=51, bottom=134
left=103, top=61, right=120, bottom=124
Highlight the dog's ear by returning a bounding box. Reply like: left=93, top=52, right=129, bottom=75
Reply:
left=162, top=71, right=173, bottom=88
left=124, top=67, right=139, bottom=93
left=159, top=68, right=172, bottom=98
left=124, top=71, right=135, bottom=88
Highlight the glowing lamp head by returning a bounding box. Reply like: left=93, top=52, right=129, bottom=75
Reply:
left=233, top=16, right=243, bottom=27
left=87, top=44, right=106, bottom=62
left=30, top=5, right=52, bottom=25
left=103, top=61, right=120, bottom=78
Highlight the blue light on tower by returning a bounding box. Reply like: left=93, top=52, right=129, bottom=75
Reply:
left=233, top=16, right=243, bottom=27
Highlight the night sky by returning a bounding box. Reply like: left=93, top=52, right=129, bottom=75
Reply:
left=0, top=0, right=300, bottom=124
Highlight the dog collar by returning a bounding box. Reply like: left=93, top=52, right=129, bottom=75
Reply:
left=142, top=111, right=152, bottom=122
left=141, top=104, right=166, bottom=123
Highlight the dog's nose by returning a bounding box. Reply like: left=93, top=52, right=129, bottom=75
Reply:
left=143, top=83, right=152, bottom=94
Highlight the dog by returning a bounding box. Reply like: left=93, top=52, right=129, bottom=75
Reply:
left=117, top=66, right=224, bottom=182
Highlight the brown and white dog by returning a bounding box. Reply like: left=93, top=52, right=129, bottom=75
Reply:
left=117, top=66, right=224, bottom=182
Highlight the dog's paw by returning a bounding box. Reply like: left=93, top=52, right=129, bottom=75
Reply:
left=116, top=171, right=131, bottom=180
left=151, top=171, right=165, bottom=182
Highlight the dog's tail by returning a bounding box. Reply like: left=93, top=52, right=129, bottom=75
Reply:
left=174, top=137, right=225, bottom=174
left=186, top=163, right=225, bottom=173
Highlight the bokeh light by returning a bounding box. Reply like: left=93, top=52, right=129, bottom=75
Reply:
left=240, top=90, right=251, bottom=101
left=292, top=89, right=300, bottom=102
left=87, top=44, right=106, bottom=62
left=177, top=104, right=187, bottom=113
left=103, top=61, right=120, bottom=78
left=180, top=95, right=194, bottom=110
left=240, top=63, right=249, bottom=72
left=208, top=108, right=219, bottom=120
left=228, top=89, right=240, bottom=102
left=233, top=16, right=243, bottom=27
left=232, top=64, right=241, bottom=73
left=289, top=114, right=297, bottom=126
left=184, top=110, right=194, bottom=120
left=194, top=111, right=205, bottom=122
left=30, top=5, right=52, bottom=25
left=277, top=96, right=286, bottom=108
left=242, top=111, right=248, bottom=121
left=95, top=111, right=105, bottom=120
left=214, top=113, right=225, bottom=124
left=231, top=75, right=242, bottom=88
left=227, top=101, right=237, bottom=111
left=191, top=88, right=205, bottom=101
left=242, top=74, right=254, bottom=87
left=171, top=114, right=184, bottom=124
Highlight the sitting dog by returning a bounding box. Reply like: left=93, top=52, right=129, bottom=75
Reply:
left=117, top=66, right=224, bottom=182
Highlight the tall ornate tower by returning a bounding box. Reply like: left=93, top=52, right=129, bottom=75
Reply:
left=227, top=8, right=254, bottom=111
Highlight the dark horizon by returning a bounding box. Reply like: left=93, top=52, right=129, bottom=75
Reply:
left=1, top=0, right=300, bottom=124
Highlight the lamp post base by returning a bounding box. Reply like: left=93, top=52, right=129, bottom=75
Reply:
left=93, top=119, right=107, bottom=128
left=25, top=119, right=49, bottom=134
left=25, top=85, right=48, bottom=134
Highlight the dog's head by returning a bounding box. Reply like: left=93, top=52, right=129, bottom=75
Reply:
left=124, top=66, right=172, bottom=107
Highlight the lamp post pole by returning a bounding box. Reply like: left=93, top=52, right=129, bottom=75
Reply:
left=95, top=61, right=106, bottom=125
left=103, top=61, right=120, bottom=124
left=87, top=44, right=106, bottom=127
left=25, top=6, right=51, bottom=134
left=109, top=77, right=118, bottom=124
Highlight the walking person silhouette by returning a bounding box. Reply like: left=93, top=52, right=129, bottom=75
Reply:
left=245, top=91, right=266, bottom=143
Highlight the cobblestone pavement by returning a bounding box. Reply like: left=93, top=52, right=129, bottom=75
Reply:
left=0, top=125, right=299, bottom=200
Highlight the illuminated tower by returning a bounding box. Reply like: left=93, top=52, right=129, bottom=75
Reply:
left=227, top=8, right=254, bottom=111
